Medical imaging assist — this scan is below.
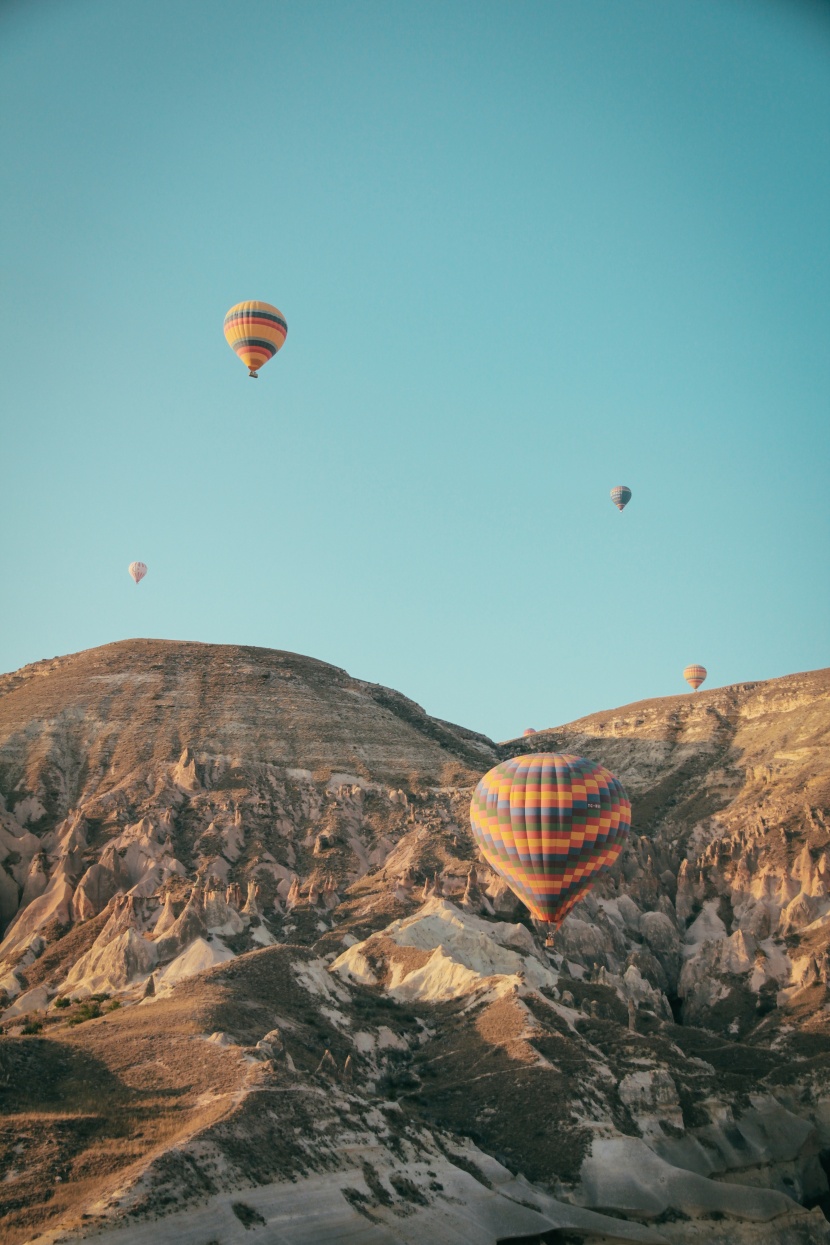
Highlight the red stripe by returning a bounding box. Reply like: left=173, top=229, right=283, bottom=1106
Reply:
left=230, top=317, right=286, bottom=333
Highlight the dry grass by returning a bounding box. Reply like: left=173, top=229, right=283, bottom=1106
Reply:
left=0, top=981, right=249, bottom=1244
left=409, top=993, right=593, bottom=1184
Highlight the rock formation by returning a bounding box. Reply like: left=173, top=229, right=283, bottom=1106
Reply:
left=0, top=640, right=828, bottom=1244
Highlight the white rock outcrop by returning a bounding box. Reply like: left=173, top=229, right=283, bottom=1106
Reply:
left=64, top=926, right=158, bottom=998
left=153, top=937, right=234, bottom=996
left=331, top=898, right=558, bottom=1003
left=578, top=1136, right=803, bottom=1222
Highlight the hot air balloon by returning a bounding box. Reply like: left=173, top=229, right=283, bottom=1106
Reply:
left=683, top=664, right=707, bottom=691
left=223, top=301, right=287, bottom=378
left=129, top=562, right=147, bottom=585
left=523, top=728, right=537, bottom=737
left=610, top=485, right=632, bottom=511
left=470, top=753, right=630, bottom=935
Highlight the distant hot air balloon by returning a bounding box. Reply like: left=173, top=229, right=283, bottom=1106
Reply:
left=223, top=301, right=287, bottom=378
left=129, top=561, right=147, bottom=585
left=470, top=753, right=630, bottom=935
left=523, top=728, right=537, bottom=737
left=610, top=485, right=632, bottom=511
left=683, top=664, right=707, bottom=691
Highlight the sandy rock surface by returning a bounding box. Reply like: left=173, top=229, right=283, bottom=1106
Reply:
left=0, top=641, right=829, bottom=1244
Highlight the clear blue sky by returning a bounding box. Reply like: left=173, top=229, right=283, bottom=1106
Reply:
left=1, top=0, right=828, bottom=741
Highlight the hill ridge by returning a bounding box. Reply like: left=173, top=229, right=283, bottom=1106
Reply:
left=0, top=642, right=829, bottom=1244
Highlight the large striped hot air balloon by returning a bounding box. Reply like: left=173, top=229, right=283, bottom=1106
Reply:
left=128, top=561, right=147, bottom=584
left=683, top=664, right=707, bottom=691
left=470, top=753, right=630, bottom=934
left=610, top=485, right=632, bottom=511
left=223, top=301, right=287, bottom=378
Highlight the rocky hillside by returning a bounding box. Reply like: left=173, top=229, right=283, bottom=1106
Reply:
left=0, top=641, right=829, bottom=1245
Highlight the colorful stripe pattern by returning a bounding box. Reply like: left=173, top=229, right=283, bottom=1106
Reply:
left=128, top=561, right=147, bottom=584
left=223, top=301, right=287, bottom=376
left=470, top=753, right=630, bottom=927
left=610, top=485, right=632, bottom=511
left=683, top=664, right=707, bottom=690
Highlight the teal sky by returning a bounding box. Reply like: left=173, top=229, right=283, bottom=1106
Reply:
left=1, top=0, right=828, bottom=741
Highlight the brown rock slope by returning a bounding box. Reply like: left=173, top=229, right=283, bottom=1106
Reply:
left=0, top=639, right=494, bottom=963
left=0, top=642, right=829, bottom=1245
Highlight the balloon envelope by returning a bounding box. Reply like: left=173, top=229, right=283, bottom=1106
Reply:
left=684, top=664, right=707, bottom=690
left=223, top=301, right=287, bottom=377
left=470, top=753, right=630, bottom=927
left=610, top=485, right=632, bottom=511
left=128, top=561, right=147, bottom=584
left=523, top=728, right=537, bottom=736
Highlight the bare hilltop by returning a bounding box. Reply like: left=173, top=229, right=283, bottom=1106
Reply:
left=1, top=640, right=829, bottom=1245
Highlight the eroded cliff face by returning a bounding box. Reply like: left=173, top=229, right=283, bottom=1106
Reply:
left=0, top=642, right=828, bottom=1245
left=0, top=639, right=493, bottom=973
left=522, top=673, right=830, bottom=1036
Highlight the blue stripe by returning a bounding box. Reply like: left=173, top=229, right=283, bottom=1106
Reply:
left=232, top=338, right=277, bottom=354
left=225, top=310, right=286, bottom=330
